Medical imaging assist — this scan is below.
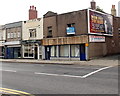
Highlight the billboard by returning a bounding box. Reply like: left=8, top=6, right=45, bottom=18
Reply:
left=88, top=9, right=113, bottom=36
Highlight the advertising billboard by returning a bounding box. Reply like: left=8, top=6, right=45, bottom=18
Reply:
left=88, top=9, right=113, bottom=36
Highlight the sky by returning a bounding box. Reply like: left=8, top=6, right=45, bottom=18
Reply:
left=0, top=0, right=120, bottom=25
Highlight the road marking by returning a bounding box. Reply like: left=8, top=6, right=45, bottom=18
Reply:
left=0, top=88, right=34, bottom=96
left=35, top=66, right=113, bottom=78
left=35, top=72, right=83, bottom=78
left=82, top=66, right=113, bottom=78
left=0, top=89, right=21, bottom=94
left=1, top=70, right=17, bottom=72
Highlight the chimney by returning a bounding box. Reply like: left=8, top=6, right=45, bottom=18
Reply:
left=29, top=5, right=38, bottom=20
left=111, top=5, right=116, bottom=16
left=90, top=0, right=96, bottom=10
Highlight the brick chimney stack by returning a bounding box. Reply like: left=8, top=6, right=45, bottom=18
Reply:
left=111, top=5, right=116, bottom=16
left=29, top=5, right=38, bottom=20
left=90, top=0, right=96, bottom=10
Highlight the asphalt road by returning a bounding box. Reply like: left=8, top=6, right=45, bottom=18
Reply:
left=0, top=62, right=119, bottom=95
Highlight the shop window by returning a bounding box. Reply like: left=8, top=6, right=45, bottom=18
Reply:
left=47, top=26, right=52, bottom=38
left=59, top=45, right=69, bottom=57
left=24, top=44, right=34, bottom=58
left=71, top=45, right=80, bottom=57
left=29, top=29, right=36, bottom=38
left=51, top=46, right=57, bottom=57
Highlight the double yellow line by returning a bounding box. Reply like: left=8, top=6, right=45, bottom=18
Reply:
left=0, top=88, right=35, bottom=96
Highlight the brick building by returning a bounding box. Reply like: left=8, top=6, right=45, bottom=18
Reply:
left=4, top=21, right=23, bottom=59
left=42, top=9, right=119, bottom=60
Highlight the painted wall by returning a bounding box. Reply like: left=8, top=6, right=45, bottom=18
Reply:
left=0, top=25, right=6, bottom=46
left=22, top=18, right=43, bottom=40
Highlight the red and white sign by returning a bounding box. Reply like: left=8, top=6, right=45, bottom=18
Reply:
left=89, top=35, right=105, bottom=42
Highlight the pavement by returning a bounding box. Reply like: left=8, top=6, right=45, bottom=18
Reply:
left=0, top=55, right=119, bottom=66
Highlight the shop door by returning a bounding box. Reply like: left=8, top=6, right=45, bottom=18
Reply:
left=45, top=46, right=51, bottom=60
left=14, top=47, right=21, bottom=59
left=80, top=44, right=86, bottom=61
left=35, top=46, right=38, bottom=59
left=0, top=47, right=2, bottom=58
left=6, top=47, right=14, bottom=59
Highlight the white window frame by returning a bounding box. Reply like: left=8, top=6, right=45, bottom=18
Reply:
left=18, top=32, right=21, bottom=38
left=7, top=33, right=10, bottom=38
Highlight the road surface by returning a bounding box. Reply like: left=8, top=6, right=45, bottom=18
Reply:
left=0, top=62, right=119, bottom=95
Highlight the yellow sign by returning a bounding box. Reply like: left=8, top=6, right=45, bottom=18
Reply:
left=85, top=43, right=89, bottom=47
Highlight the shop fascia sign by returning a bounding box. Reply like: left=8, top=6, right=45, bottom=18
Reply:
left=89, top=35, right=105, bottom=42
left=22, top=40, right=41, bottom=44
left=3, top=41, right=20, bottom=45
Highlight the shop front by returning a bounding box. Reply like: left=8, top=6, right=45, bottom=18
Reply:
left=5, top=47, right=21, bottom=59
left=49, top=44, right=86, bottom=61
left=21, top=40, right=42, bottom=59
left=0, top=41, right=5, bottom=58
left=0, top=46, right=4, bottom=58
left=4, top=41, right=21, bottom=59
left=43, top=35, right=89, bottom=61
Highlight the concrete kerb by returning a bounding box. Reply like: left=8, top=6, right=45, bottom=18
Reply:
left=0, top=58, right=118, bottom=67
left=0, top=59, right=83, bottom=65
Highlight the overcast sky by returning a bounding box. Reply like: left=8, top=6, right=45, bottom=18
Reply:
left=0, top=0, right=119, bottom=25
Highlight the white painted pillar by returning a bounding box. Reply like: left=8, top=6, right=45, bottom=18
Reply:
left=56, top=45, right=59, bottom=58
left=21, top=44, right=24, bottom=58
left=85, top=43, right=89, bottom=61
left=37, top=45, right=40, bottom=59
left=69, top=45, right=71, bottom=60
left=42, top=46, right=45, bottom=60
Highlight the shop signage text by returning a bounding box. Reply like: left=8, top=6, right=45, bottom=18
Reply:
left=89, top=35, right=105, bottom=42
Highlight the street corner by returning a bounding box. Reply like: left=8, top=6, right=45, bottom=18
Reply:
left=0, top=88, right=35, bottom=96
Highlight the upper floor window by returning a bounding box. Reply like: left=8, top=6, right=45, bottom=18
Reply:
left=118, top=28, right=120, bottom=37
left=67, top=23, right=75, bottom=27
left=47, top=26, right=52, bottom=38
left=14, top=32, right=17, bottom=38
left=18, top=31, right=21, bottom=38
left=0, top=33, right=3, bottom=40
left=29, top=29, right=36, bottom=38
left=7, top=33, right=11, bottom=38
left=11, top=33, right=14, bottom=38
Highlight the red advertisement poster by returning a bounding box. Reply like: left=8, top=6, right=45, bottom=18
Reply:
left=88, top=9, right=113, bottom=36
